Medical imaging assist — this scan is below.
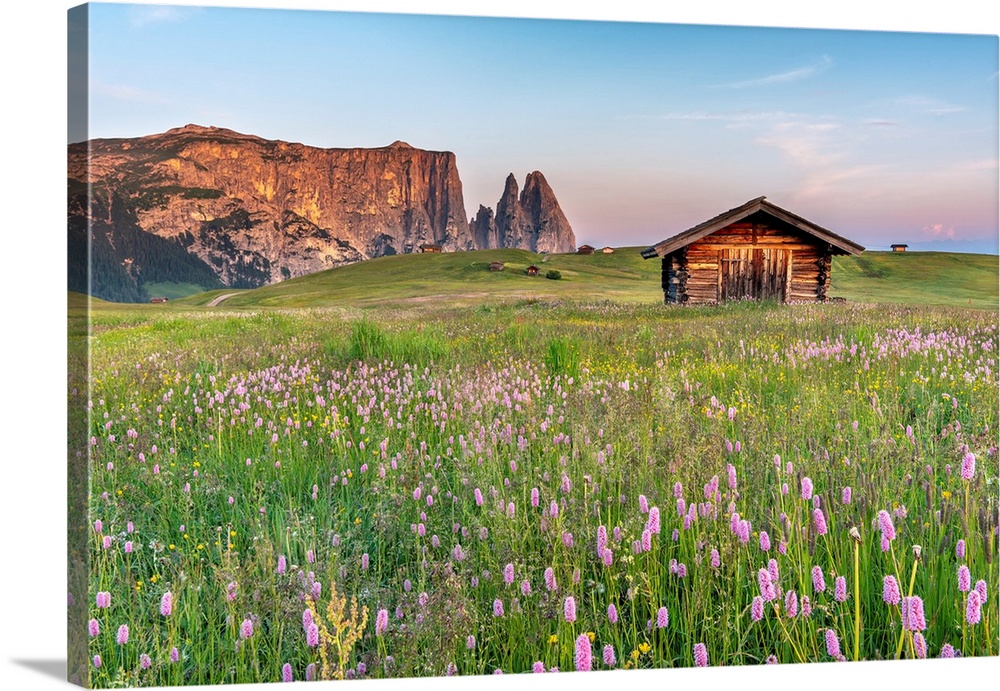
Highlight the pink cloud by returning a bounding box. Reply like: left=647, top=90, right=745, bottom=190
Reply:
left=923, top=223, right=956, bottom=240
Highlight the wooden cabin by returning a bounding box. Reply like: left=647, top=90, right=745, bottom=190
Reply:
left=489, top=261, right=505, bottom=272
left=577, top=245, right=595, bottom=255
left=149, top=297, right=169, bottom=304
left=601, top=246, right=615, bottom=254
left=641, top=197, right=864, bottom=304
left=891, top=244, right=908, bottom=252
left=526, top=265, right=540, bottom=276
left=420, top=244, right=443, bottom=253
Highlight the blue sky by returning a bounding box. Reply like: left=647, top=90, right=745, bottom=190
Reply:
left=80, top=2, right=999, bottom=252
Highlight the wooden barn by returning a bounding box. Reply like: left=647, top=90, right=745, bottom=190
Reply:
left=641, top=197, right=864, bottom=304
left=891, top=244, right=908, bottom=252
left=526, top=265, right=540, bottom=276
left=420, top=244, right=443, bottom=253
left=577, top=244, right=595, bottom=255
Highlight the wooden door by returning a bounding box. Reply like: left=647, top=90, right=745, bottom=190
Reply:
left=719, top=248, right=790, bottom=302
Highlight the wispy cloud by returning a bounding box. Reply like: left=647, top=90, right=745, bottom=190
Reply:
left=865, top=119, right=897, bottom=127
left=891, top=95, right=966, bottom=115
left=91, top=81, right=169, bottom=106
left=753, top=117, right=890, bottom=201
left=711, top=56, right=832, bottom=89
left=651, top=110, right=800, bottom=123
left=127, top=5, right=203, bottom=29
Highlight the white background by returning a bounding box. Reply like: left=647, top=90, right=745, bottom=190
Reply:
left=0, top=1, right=997, bottom=690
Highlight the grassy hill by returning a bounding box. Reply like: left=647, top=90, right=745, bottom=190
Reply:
left=155, top=248, right=997, bottom=310
left=830, top=251, right=998, bottom=310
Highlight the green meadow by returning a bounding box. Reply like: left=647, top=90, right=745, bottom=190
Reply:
left=75, top=249, right=998, bottom=686
left=153, top=249, right=999, bottom=310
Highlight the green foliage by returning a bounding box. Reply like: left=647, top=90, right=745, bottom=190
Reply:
left=543, top=337, right=580, bottom=379
left=545, top=269, right=562, bottom=280
left=343, top=319, right=446, bottom=367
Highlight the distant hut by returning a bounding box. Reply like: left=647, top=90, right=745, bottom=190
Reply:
left=641, top=196, right=864, bottom=304
left=420, top=244, right=443, bottom=253
left=891, top=244, right=908, bottom=252
left=489, top=261, right=505, bottom=272
left=149, top=297, right=169, bottom=304
left=577, top=244, right=595, bottom=255
left=526, top=265, right=540, bottom=276
left=601, top=246, right=615, bottom=254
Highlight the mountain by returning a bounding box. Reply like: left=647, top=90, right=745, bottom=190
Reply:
left=469, top=172, right=576, bottom=254
left=67, top=125, right=575, bottom=301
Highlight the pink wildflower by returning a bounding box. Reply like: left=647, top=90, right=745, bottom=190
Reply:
left=751, top=596, right=764, bottom=621
left=544, top=567, right=556, bottom=591
left=282, top=663, right=293, bottom=682
left=834, top=576, right=848, bottom=602
left=801, top=477, right=813, bottom=501
left=825, top=629, right=843, bottom=659
left=116, top=624, right=129, bottom=645
left=813, top=508, right=828, bottom=536
left=574, top=634, right=592, bottom=671
left=958, top=565, right=971, bottom=592
left=375, top=608, right=388, bottom=635
left=759, top=531, right=771, bottom=552
left=901, top=596, right=927, bottom=631
left=693, top=642, right=708, bottom=667
left=88, top=618, right=99, bottom=637
left=975, top=579, right=988, bottom=603
left=956, top=539, right=966, bottom=560
left=603, top=644, right=616, bottom=667
left=647, top=506, right=661, bottom=534
left=785, top=590, right=798, bottom=618
left=493, top=599, right=504, bottom=617
left=883, top=575, right=901, bottom=605
left=967, top=590, right=982, bottom=624
left=160, top=591, right=172, bottom=617
left=812, top=566, right=826, bottom=593
left=240, top=618, right=254, bottom=639
left=564, top=596, right=577, bottom=622
left=608, top=603, right=618, bottom=623
left=960, top=452, right=976, bottom=480
left=656, top=606, right=669, bottom=628
left=913, top=633, right=927, bottom=659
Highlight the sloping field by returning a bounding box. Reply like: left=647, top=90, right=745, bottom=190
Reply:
left=141, top=249, right=999, bottom=310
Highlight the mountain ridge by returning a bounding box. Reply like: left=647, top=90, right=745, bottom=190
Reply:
left=67, top=125, right=576, bottom=302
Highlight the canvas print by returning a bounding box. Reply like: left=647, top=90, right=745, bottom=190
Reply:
left=67, top=3, right=999, bottom=688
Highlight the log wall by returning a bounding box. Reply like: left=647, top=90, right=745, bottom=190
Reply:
left=661, top=217, right=834, bottom=304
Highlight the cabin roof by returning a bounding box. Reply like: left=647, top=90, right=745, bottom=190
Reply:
left=641, top=196, right=865, bottom=259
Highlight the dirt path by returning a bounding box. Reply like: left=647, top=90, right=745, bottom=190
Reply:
left=206, top=292, right=240, bottom=307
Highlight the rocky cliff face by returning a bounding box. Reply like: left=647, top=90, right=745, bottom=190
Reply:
left=68, top=124, right=575, bottom=301
left=469, top=171, right=576, bottom=254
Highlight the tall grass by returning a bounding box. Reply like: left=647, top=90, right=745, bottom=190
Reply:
left=81, top=300, right=998, bottom=686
